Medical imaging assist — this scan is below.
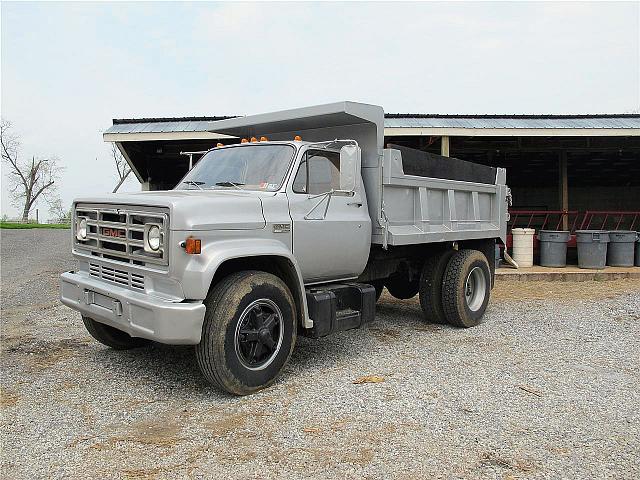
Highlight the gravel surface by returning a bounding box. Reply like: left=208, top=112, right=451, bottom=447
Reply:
left=1, top=229, right=639, bottom=479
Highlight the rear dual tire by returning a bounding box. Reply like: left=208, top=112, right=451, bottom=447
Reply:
left=419, top=250, right=455, bottom=324
left=420, top=249, right=491, bottom=328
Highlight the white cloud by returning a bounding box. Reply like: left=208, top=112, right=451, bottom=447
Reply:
left=1, top=1, right=638, bottom=220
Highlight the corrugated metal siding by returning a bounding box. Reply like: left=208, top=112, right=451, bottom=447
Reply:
left=105, top=115, right=640, bottom=135
left=384, top=116, right=640, bottom=129
left=105, top=120, right=219, bottom=134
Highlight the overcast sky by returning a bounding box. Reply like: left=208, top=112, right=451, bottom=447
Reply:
left=1, top=1, right=639, bottom=220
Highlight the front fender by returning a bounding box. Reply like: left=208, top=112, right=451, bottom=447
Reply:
left=181, top=238, right=310, bottom=328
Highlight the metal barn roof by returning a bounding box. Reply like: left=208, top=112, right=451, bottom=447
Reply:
left=104, top=113, right=640, bottom=141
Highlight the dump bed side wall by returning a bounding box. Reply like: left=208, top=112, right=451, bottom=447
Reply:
left=367, top=149, right=508, bottom=246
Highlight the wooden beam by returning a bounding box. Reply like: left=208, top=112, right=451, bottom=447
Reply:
left=441, top=136, right=450, bottom=157
left=559, top=152, right=569, bottom=230
left=384, top=127, right=640, bottom=137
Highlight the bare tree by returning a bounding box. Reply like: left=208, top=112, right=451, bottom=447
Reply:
left=1, top=119, right=63, bottom=222
left=48, top=197, right=71, bottom=223
left=111, top=143, right=131, bottom=193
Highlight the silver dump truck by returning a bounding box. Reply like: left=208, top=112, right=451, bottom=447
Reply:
left=60, top=102, right=509, bottom=395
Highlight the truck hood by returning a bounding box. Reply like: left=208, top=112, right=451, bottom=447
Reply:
left=73, top=190, right=268, bottom=231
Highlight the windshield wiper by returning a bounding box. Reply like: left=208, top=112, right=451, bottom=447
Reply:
left=182, top=180, right=204, bottom=190
left=214, top=181, right=245, bottom=190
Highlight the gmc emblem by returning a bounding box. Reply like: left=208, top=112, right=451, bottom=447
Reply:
left=102, top=227, right=126, bottom=239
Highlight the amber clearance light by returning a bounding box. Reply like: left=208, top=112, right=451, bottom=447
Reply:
left=184, top=237, right=201, bottom=255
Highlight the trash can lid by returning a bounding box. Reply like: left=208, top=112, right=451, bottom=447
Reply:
left=512, top=228, right=535, bottom=234
left=575, top=230, right=610, bottom=242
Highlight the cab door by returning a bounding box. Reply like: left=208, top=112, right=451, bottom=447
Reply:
left=287, top=148, right=371, bottom=283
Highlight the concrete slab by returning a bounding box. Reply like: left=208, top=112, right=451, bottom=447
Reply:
left=495, top=265, right=640, bottom=282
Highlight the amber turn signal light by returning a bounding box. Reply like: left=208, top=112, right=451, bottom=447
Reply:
left=185, top=237, right=201, bottom=255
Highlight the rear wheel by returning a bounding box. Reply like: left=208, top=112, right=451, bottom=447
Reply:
left=195, top=271, right=296, bottom=396
left=385, top=273, right=419, bottom=300
left=82, top=316, right=150, bottom=350
left=419, top=250, right=455, bottom=324
left=441, top=250, right=491, bottom=328
left=370, top=280, right=385, bottom=302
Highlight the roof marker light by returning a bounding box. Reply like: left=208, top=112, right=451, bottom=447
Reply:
left=260, top=136, right=268, bottom=142
left=241, top=138, right=248, bottom=143
left=294, top=135, right=302, bottom=141
left=216, top=143, right=224, bottom=147
left=250, top=137, right=258, bottom=143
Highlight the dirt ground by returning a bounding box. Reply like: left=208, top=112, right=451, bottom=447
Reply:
left=492, top=278, right=640, bottom=301
left=1, top=229, right=639, bottom=479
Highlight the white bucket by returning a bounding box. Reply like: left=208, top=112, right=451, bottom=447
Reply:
left=512, top=228, right=535, bottom=267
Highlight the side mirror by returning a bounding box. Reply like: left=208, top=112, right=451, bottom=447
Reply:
left=339, top=145, right=360, bottom=192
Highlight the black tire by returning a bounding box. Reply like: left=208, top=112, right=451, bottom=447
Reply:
left=419, top=249, right=455, bottom=324
left=385, top=274, right=419, bottom=300
left=442, top=249, right=491, bottom=328
left=82, top=316, right=150, bottom=350
left=195, top=271, right=297, bottom=396
left=370, top=280, right=385, bottom=302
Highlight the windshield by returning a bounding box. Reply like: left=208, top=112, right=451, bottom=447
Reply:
left=176, top=144, right=296, bottom=191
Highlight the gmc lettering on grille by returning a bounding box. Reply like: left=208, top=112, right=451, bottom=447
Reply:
left=102, top=227, right=126, bottom=238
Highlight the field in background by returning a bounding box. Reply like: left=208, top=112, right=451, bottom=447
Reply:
left=0, top=222, right=70, bottom=229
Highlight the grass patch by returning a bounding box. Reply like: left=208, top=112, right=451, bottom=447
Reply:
left=0, top=222, right=70, bottom=229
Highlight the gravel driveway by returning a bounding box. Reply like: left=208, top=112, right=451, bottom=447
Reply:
left=1, top=229, right=639, bottom=479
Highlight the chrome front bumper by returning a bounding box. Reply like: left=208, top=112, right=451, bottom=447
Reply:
left=60, top=271, right=206, bottom=345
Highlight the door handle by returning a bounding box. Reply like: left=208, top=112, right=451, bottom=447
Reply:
left=347, top=202, right=363, bottom=207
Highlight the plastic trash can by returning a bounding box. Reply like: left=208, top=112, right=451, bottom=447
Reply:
left=512, top=228, right=535, bottom=267
left=538, top=230, right=570, bottom=267
left=576, top=230, right=609, bottom=269
left=607, top=231, right=637, bottom=267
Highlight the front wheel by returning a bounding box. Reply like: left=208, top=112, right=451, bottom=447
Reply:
left=82, top=316, right=150, bottom=350
left=195, top=271, right=297, bottom=395
left=441, top=250, right=491, bottom=328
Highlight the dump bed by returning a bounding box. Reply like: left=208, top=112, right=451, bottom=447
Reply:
left=368, top=144, right=509, bottom=247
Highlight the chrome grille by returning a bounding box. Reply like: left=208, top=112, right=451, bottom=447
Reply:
left=89, top=262, right=145, bottom=290
left=74, top=204, right=169, bottom=266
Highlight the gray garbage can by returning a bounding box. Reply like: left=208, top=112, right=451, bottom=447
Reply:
left=538, top=230, right=570, bottom=267
left=607, top=231, right=637, bottom=267
left=576, top=230, right=609, bottom=269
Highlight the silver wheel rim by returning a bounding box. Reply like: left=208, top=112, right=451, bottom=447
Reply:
left=234, top=299, right=284, bottom=371
left=464, top=266, right=486, bottom=312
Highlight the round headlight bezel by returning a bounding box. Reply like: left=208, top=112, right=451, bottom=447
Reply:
left=146, top=224, right=161, bottom=252
left=76, top=217, right=87, bottom=241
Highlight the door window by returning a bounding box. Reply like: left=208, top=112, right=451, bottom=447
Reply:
left=292, top=150, right=340, bottom=195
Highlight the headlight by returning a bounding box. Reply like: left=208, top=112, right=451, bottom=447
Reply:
left=145, top=224, right=161, bottom=252
left=76, top=217, right=87, bottom=241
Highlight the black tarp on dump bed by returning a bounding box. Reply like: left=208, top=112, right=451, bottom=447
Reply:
left=388, top=144, right=497, bottom=185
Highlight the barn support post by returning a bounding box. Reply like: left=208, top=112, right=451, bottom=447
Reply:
left=441, top=136, right=450, bottom=157
left=559, top=151, right=569, bottom=230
